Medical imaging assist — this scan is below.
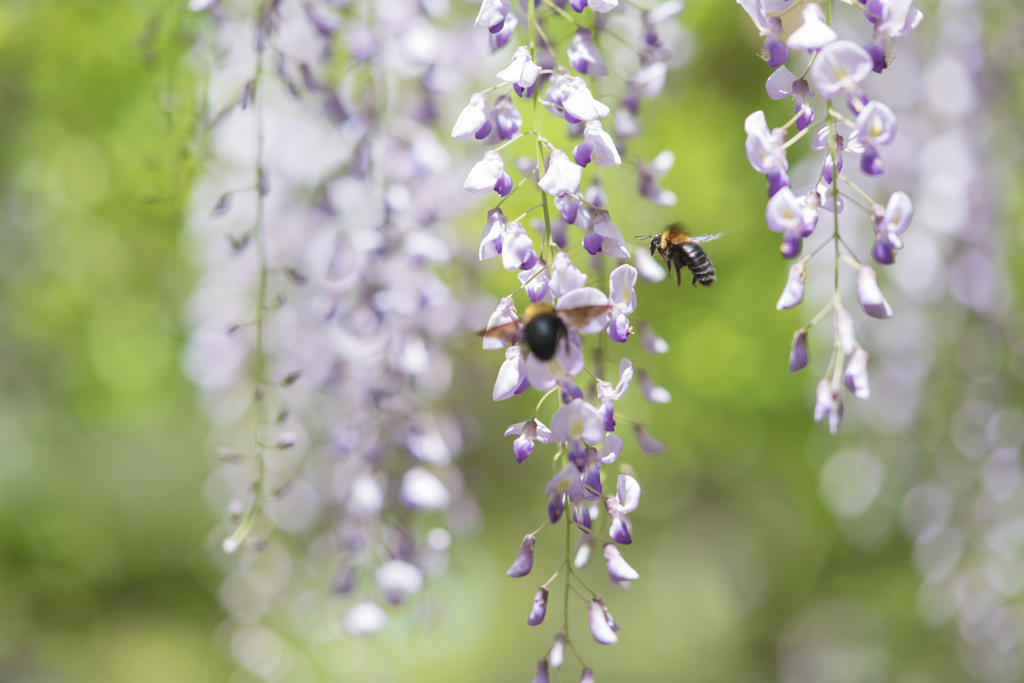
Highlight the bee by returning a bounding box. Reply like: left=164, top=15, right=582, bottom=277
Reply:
left=479, top=301, right=610, bottom=361
left=638, top=224, right=724, bottom=287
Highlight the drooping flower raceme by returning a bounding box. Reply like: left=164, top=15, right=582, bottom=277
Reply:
left=459, top=0, right=692, bottom=678
left=186, top=0, right=477, bottom=670
left=738, top=0, right=921, bottom=433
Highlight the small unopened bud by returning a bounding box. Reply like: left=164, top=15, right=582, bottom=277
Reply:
left=506, top=534, right=536, bottom=577
left=528, top=586, right=549, bottom=626
left=633, top=424, right=666, bottom=454
left=579, top=668, right=595, bottom=683
left=574, top=535, right=592, bottom=568
left=550, top=633, right=566, bottom=668
left=789, top=330, right=809, bottom=373
left=844, top=348, right=870, bottom=399
left=836, top=310, right=856, bottom=355
left=533, top=659, right=550, bottom=683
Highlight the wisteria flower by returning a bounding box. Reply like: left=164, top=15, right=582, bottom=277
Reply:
left=606, top=264, right=637, bottom=342
left=561, top=77, right=611, bottom=122
left=518, top=261, right=551, bottom=302
left=857, top=266, right=893, bottom=318
left=479, top=208, right=506, bottom=260
left=814, top=379, right=843, bottom=434
left=836, top=309, right=856, bottom=355
left=846, top=100, right=897, bottom=176
left=545, top=463, right=586, bottom=523
left=588, top=0, right=619, bottom=13
left=637, top=150, right=678, bottom=205
left=605, top=473, right=640, bottom=544
left=493, top=346, right=529, bottom=400
left=464, top=149, right=513, bottom=196
left=872, top=190, right=913, bottom=265
left=549, top=252, right=587, bottom=298
left=875, top=0, right=924, bottom=40
left=551, top=398, right=605, bottom=467
left=604, top=543, right=640, bottom=584
left=528, top=587, right=549, bottom=625
left=809, top=40, right=873, bottom=100
left=505, top=418, right=554, bottom=463
left=475, top=0, right=511, bottom=31
left=482, top=296, right=518, bottom=350
left=765, top=186, right=817, bottom=257
left=501, top=220, right=539, bottom=271
left=765, top=66, right=815, bottom=131
left=493, top=94, right=521, bottom=140
left=596, top=358, right=633, bottom=430
left=376, top=560, right=424, bottom=605
left=538, top=149, right=583, bottom=198
left=568, top=28, right=608, bottom=77
left=844, top=348, right=870, bottom=399
left=737, top=0, right=789, bottom=67
left=744, top=110, right=789, bottom=195
left=490, top=11, right=517, bottom=51
left=789, top=330, right=809, bottom=373
left=451, top=92, right=492, bottom=140
left=776, top=261, right=806, bottom=309
left=573, top=120, right=621, bottom=168
left=786, top=3, right=837, bottom=52
left=588, top=597, right=618, bottom=644
left=497, top=46, right=542, bottom=97
left=583, top=210, right=631, bottom=258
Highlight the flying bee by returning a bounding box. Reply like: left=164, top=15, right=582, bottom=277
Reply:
left=479, top=301, right=611, bottom=361
left=637, top=224, right=724, bottom=287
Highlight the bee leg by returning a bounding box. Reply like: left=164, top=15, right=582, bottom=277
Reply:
left=691, top=273, right=698, bottom=287
left=674, top=262, right=682, bottom=286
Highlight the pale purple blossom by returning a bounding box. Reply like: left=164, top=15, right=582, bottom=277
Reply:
left=844, top=348, right=870, bottom=399
left=568, top=28, right=608, bottom=77
left=483, top=296, right=518, bottom=350
left=518, top=261, right=551, bottom=303
left=765, top=66, right=815, bottom=131
left=545, top=463, right=586, bottom=523
left=846, top=100, right=897, bottom=176
left=505, top=418, right=554, bottom=463
left=776, top=262, right=806, bottom=309
left=789, top=330, right=809, bottom=373
left=588, top=597, right=618, bottom=644
left=376, top=560, right=424, bottom=605
left=550, top=398, right=605, bottom=466
left=588, top=0, right=619, bottom=13
left=573, top=120, right=621, bottom=168
left=765, top=187, right=817, bottom=257
left=501, top=220, right=539, bottom=271
left=607, top=265, right=637, bottom=342
left=479, top=208, right=506, bottom=260
left=550, top=633, right=565, bottom=668
left=637, top=151, right=678, bottom=205
left=561, top=77, right=611, bottom=122
left=493, top=94, right=522, bottom=139
left=814, top=379, right=843, bottom=434
left=398, top=467, right=451, bottom=510
left=857, top=266, right=894, bottom=319
left=475, top=0, right=512, bottom=31
left=528, top=587, right=549, bottom=625
left=490, top=11, right=518, bottom=51
left=452, top=93, right=492, bottom=141
left=464, top=149, right=512, bottom=196
left=497, top=46, right=543, bottom=97
left=873, top=190, right=913, bottom=265
left=549, top=252, right=587, bottom=298
left=525, top=336, right=586, bottom=395
left=596, top=358, right=633, bottom=430
left=744, top=110, right=790, bottom=195
left=836, top=309, right=856, bottom=355
left=533, top=659, right=550, bottom=683
left=786, top=4, right=837, bottom=52
left=639, top=321, right=669, bottom=354
left=875, top=0, right=924, bottom=40
left=637, top=370, right=671, bottom=403
left=538, top=149, right=583, bottom=198
left=809, top=40, right=874, bottom=100
left=604, top=543, right=640, bottom=584
left=737, top=0, right=790, bottom=67
left=606, top=473, right=640, bottom=544
left=584, top=210, right=631, bottom=258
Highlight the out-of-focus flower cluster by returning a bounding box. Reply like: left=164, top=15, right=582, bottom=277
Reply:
left=184, top=1, right=478, bottom=676
left=738, top=0, right=922, bottom=432
left=459, top=0, right=688, bottom=679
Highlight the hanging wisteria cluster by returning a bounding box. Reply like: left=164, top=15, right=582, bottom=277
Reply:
left=738, top=0, right=921, bottom=432
left=460, top=0, right=686, bottom=680
left=184, top=0, right=479, bottom=676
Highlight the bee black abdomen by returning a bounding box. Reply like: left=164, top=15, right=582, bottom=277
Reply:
left=524, top=314, right=566, bottom=361
left=682, top=243, right=716, bottom=286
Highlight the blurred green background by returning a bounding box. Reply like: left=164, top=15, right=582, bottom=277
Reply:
left=0, top=0, right=1010, bottom=682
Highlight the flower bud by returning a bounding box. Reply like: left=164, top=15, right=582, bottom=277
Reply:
left=528, top=586, right=549, bottom=626
left=580, top=669, right=595, bottom=683
left=844, top=348, right=870, bottom=399
left=506, top=534, right=536, bottom=578
left=836, top=309, right=856, bottom=355
left=789, top=330, right=809, bottom=373
left=532, top=659, right=550, bottom=683
left=550, top=633, right=566, bottom=668
left=603, top=543, right=640, bottom=583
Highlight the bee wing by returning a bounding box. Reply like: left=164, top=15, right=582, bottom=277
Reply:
left=688, top=231, right=726, bottom=245
left=557, top=305, right=612, bottom=328
left=477, top=319, right=522, bottom=348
